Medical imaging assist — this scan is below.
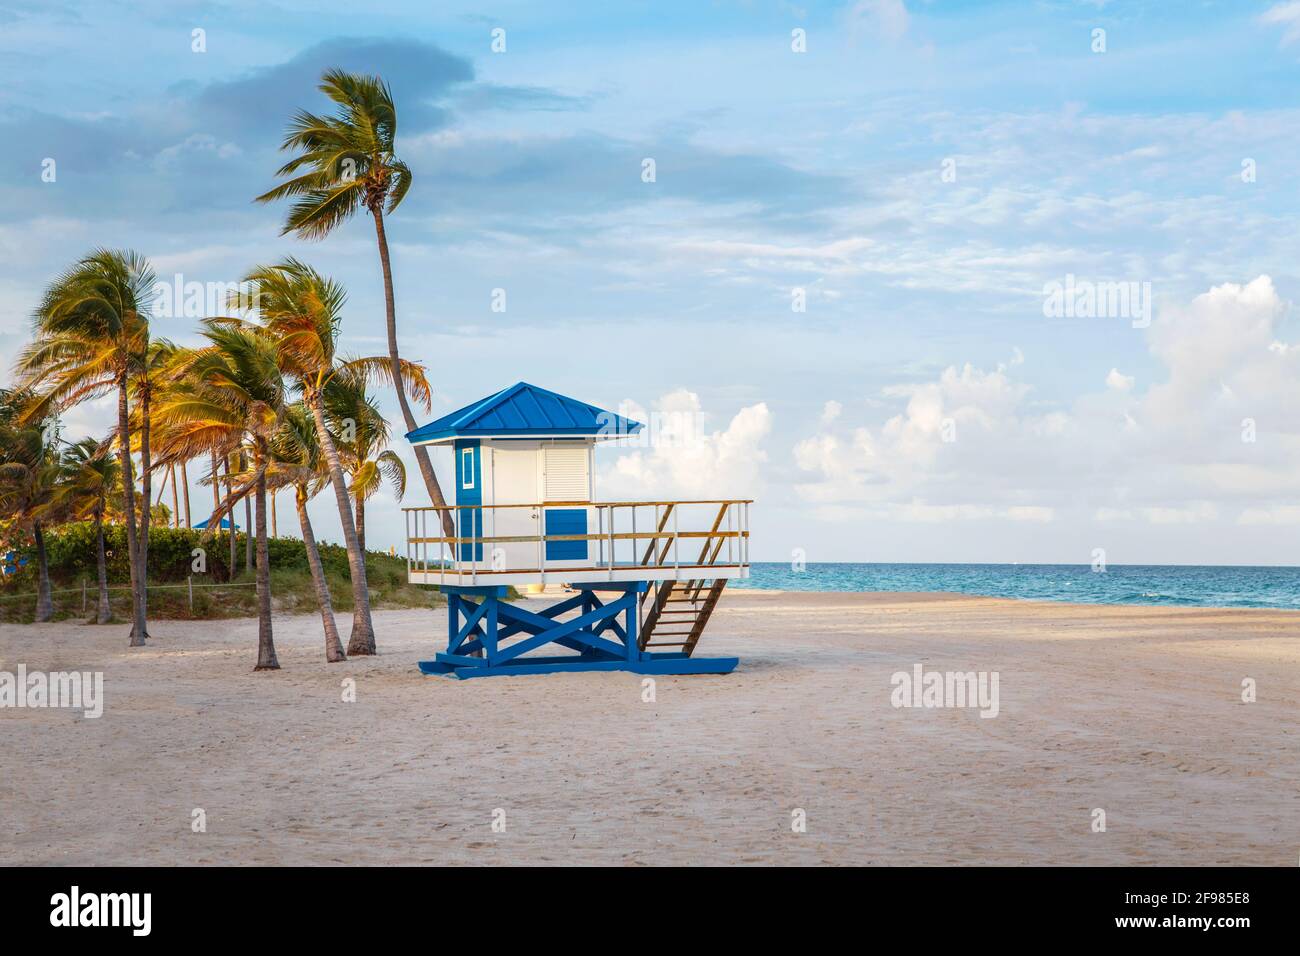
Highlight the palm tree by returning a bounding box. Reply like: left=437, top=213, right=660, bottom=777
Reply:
left=106, top=336, right=175, bottom=635
left=256, top=68, right=454, bottom=538
left=16, top=249, right=152, bottom=644
left=154, top=322, right=287, bottom=670
left=231, top=259, right=431, bottom=655
left=129, top=338, right=173, bottom=635
left=180, top=457, right=192, bottom=528
left=324, top=376, right=405, bottom=556
left=226, top=453, right=239, bottom=578
left=167, top=463, right=180, bottom=528
left=58, top=438, right=121, bottom=624
left=271, top=403, right=345, bottom=662
left=0, top=391, right=60, bottom=622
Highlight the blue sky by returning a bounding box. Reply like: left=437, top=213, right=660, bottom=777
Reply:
left=5, top=0, right=1300, bottom=564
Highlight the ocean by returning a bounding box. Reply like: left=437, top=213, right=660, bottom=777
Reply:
left=729, top=563, right=1300, bottom=610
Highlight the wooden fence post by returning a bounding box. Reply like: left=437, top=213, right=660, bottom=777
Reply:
left=188, top=575, right=194, bottom=611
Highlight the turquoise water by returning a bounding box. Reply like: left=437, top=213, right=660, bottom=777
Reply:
left=730, top=563, right=1300, bottom=610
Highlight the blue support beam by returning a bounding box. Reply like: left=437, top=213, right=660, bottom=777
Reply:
left=420, top=582, right=737, bottom=679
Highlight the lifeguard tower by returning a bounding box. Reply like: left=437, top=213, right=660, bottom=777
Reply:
left=403, top=382, right=751, bottom=679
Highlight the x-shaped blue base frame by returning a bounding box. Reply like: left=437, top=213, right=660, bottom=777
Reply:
left=417, top=582, right=738, bottom=679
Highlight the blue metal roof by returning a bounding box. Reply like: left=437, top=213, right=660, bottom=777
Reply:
left=405, top=382, right=642, bottom=445
left=193, top=517, right=237, bottom=531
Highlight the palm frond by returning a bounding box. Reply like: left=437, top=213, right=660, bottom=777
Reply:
left=261, top=68, right=408, bottom=237
left=377, top=449, right=406, bottom=501
left=338, top=355, right=432, bottom=411
left=281, top=181, right=364, bottom=239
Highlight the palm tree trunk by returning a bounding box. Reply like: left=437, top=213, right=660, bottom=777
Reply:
left=211, top=450, right=227, bottom=579
left=371, top=207, right=454, bottom=538
left=181, top=458, right=191, bottom=528
left=307, top=393, right=375, bottom=655
left=169, top=462, right=180, bottom=529
left=252, top=461, right=278, bottom=670
left=211, top=451, right=220, bottom=513
left=94, top=507, right=111, bottom=624
left=226, top=456, right=237, bottom=581
left=118, top=377, right=147, bottom=646
left=33, top=520, right=53, bottom=622
left=242, top=452, right=253, bottom=573
left=355, top=495, right=365, bottom=556
left=133, top=382, right=151, bottom=639
left=296, top=485, right=345, bottom=662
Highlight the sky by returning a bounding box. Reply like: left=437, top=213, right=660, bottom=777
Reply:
left=4, top=0, right=1300, bottom=565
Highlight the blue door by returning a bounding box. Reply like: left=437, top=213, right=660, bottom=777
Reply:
left=454, top=439, right=483, bottom=562
left=544, top=508, right=588, bottom=561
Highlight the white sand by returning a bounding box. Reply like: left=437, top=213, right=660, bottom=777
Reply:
left=2, top=590, right=1297, bottom=865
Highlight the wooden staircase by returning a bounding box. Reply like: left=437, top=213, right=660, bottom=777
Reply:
left=639, top=578, right=727, bottom=655
left=634, top=500, right=737, bottom=656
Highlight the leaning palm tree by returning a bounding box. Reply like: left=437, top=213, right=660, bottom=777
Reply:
left=271, top=403, right=346, bottom=662
left=102, top=336, right=178, bottom=630
left=15, top=249, right=153, bottom=644
left=128, top=338, right=176, bottom=631
left=229, top=259, right=431, bottom=655
left=324, top=376, right=405, bottom=556
left=256, top=68, right=454, bottom=538
left=58, top=438, right=121, bottom=624
left=154, top=323, right=287, bottom=670
left=0, top=400, right=60, bottom=622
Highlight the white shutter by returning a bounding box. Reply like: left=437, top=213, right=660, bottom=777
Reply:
left=543, top=445, right=589, bottom=501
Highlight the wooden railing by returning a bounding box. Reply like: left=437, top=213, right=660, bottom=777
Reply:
left=402, top=499, right=752, bottom=585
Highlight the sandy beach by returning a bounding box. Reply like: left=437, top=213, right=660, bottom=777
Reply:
left=2, top=591, right=1297, bottom=866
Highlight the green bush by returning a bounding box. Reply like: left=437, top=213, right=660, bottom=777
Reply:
left=21, top=522, right=232, bottom=585
left=3, top=521, right=416, bottom=589
left=1, top=521, right=444, bottom=622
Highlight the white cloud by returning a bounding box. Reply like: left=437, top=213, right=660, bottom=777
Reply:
left=792, top=277, right=1300, bottom=524
left=1006, top=506, right=1054, bottom=522
left=793, top=352, right=1042, bottom=518
left=1260, top=2, right=1300, bottom=46
left=1106, top=368, right=1134, bottom=391
left=1094, top=508, right=1133, bottom=522
left=599, top=390, right=772, bottom=499
left=153, top=134, right=242, bottom=170
left=1142, top=276, right=1295, bottom=437
left=1142, top=504, right=1218, bottom=525
left=1238, top=505, right=1300, bottom=525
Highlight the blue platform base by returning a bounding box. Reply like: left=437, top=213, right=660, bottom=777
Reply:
left=421, top=582, right=738, bottom=680
left=417, top=655, right=739, bottom=679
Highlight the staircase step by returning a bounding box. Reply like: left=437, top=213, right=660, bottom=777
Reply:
left=681, top=579, right=728, bottom=657
left=639, top=576, right=728, bottom=655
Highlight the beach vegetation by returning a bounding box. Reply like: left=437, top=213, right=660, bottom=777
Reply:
left=0, top=522, right=442, bottom=625
left=6, top=70, right=448, bottom=670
